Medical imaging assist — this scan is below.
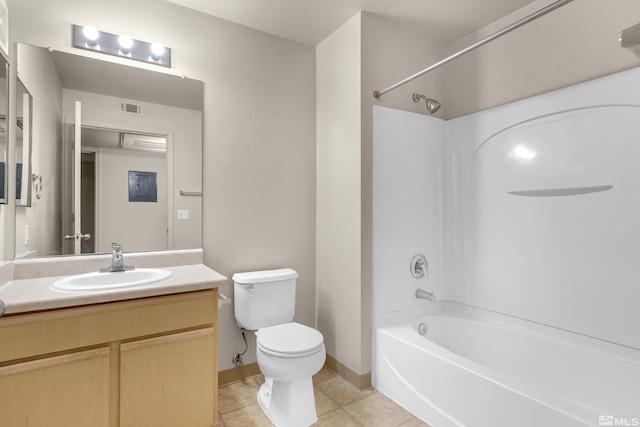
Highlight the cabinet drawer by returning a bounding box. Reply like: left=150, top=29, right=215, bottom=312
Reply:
left=0, top=289, right=217, bottom=363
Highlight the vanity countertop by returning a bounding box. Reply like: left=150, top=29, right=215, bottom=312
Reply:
left=0, top=263, right=226, bottom=316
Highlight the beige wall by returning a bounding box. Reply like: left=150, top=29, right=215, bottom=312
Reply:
left=13, top=44, right=62, bottom=258
left=443, top=0, right=640, bottom=119
left=316, top=12, right=445, bottom=377
left=95, top=149, right=167, bottom=253
left=0, top=0, right=9, bottom=261
left=316, top=13, right=362, bottom=374
left=8, top=0, right=317, bottom=372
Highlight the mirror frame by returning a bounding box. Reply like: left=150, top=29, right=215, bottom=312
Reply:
left=15, top=77, right=33, bottom=207
left=0, top=52, right=8, bottom=205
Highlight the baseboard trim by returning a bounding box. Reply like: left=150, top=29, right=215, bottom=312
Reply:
left=218, top=356, right=372, bottom=391
left=324, top=354, right=372, bottom=391
left=218, top=363, right=261, bottom=386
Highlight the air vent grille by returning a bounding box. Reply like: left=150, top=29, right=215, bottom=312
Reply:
left=121, top=133, right=166, bottom=153
left=119, top=101, right=143, bottom=115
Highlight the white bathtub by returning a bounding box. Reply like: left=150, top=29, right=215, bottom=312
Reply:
left=373, top=301, right=640, bottom=427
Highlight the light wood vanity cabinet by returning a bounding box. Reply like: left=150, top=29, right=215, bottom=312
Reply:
left=0, top=289, right=218, bottom=427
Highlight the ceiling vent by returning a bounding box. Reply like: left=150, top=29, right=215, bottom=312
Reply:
left=121, top=133, right=166, bottom=153
left=119, top=101, right=143, bottom=115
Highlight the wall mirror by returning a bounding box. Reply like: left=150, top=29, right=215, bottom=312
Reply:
left=0, top=53, right=8, bottom=204
left=14, top=43, right=204, bottom=259
left=15, top=77, right=33, bottom=207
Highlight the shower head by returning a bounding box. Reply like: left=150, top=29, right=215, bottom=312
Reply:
left=412, top=93, right=441, bottom=114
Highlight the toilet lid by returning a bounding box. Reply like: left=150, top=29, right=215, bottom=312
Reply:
left=257, top=322, right=324, bottom=357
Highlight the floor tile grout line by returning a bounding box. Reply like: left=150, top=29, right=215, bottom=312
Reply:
left=218, top=367, right=418, bottom=427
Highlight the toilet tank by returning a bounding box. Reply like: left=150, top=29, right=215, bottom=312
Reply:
left=233, top=268, right=298, bottom=330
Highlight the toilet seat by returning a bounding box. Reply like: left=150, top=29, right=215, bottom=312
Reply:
left=257, top=322, right=324, bottom=358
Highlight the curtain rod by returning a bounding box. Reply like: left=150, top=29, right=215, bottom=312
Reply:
left=373, top=0, right=574, bottom=100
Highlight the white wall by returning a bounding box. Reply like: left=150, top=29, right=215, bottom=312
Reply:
left=448, top=66, right=640, bottom=349
left=8, top=0, right=316, bottom=373
left=373, top=65, right=640, bottom=352
left=361, top=14, right=445, bottom=374
left=372, top=106, right=445, bottom=317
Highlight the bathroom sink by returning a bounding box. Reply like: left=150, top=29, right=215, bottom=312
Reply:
left=51, top=268, right=172, bottom=292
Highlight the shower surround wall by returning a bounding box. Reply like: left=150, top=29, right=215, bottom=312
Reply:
left=448, top=67, right=640, bottom=350
left=372, top=106, right=446, bottom=315
left=374, top=64, right=640, bottom=357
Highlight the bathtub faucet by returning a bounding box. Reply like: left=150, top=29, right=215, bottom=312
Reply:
left=416, top=288, right=436, bottom=302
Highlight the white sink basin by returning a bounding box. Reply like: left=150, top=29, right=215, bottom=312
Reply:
left=51, top=268, right=173, bottom=292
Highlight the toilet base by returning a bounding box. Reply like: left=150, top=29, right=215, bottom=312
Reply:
left=257, top=377, right=318, bottom=427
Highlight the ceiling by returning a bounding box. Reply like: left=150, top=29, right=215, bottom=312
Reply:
left=165, top=0, right=539, bottom=46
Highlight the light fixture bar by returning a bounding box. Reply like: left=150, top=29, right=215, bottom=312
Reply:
left=72, top=25, right=171, bottom=68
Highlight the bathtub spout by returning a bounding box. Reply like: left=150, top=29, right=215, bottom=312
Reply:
left=416, top=289, right=435, bottom=302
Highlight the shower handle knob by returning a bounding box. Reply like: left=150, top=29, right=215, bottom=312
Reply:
left=410, top=254, right=428, bottom=278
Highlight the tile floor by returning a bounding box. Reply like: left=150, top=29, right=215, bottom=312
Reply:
left=218, top=366, right=431, bottom=426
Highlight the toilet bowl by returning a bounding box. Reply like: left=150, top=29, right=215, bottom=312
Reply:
left=256, top=322, right=326, bottom=426
left=233, top=269, right=326, bottom=427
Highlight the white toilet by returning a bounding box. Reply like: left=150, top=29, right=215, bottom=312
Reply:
left=233, top=268, right=326, bottom=427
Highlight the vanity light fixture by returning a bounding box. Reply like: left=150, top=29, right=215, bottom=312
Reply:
left=72, top=24, right=171, bottom=68
left=150, top=42, right=165, bottom=60
left=82, top=25, right=100, bottom=46
left=118, top=34, right=133, bottom=54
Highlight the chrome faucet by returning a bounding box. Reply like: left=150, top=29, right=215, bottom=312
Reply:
left=100, top=243, right=134, bottom=272
left=416, top=288, right=436, bottom=302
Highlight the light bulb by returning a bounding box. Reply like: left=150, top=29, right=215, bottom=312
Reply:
left=118, top=35, right=133, bottom=53
left=150, top=42, right=165, bottom=59
left=82, top=26, right=99, bottom=45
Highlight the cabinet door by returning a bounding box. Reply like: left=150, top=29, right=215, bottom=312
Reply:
left=0, top=348, right=110, bottom=427
left=120, top=328, right=216, bottom=427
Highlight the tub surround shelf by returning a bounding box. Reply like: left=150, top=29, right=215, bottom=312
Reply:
left=508, top=185, right=613, bottom=197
